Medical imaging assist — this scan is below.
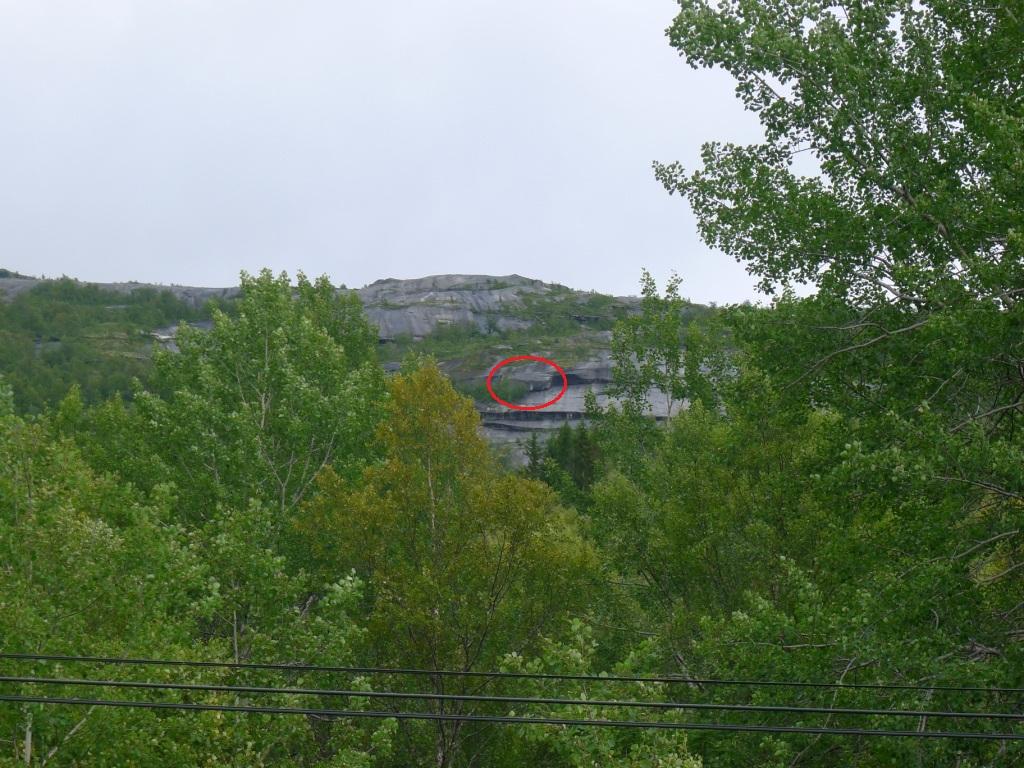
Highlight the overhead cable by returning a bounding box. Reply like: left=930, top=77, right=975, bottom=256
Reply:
left=2, top=694, right=1022, bottom=740
left=3, top=653, right=1021, bottom=695
left=2, top=674, right=1022, bottom=722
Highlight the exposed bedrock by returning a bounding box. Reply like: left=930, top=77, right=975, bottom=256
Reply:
left=2, top=272, right=674, bottom=463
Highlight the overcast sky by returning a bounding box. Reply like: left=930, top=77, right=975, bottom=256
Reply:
left=0, top=0, right=768, bottom=303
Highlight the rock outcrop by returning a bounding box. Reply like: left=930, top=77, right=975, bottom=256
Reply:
left=359, top=274, right=608, bottom=340
left=473, top=346, right=679, bottom=463
left=1, top=272, right=679, bottom=463
left=1, top=271, right=605, bottom=338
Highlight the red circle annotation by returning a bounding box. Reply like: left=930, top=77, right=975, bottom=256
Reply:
left=485, top=355, right=568, bottom=411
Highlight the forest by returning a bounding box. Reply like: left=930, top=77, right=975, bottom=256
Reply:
left=1, top=0, right=1022, bottom=765
left=0, top=278, right=233, bottom=415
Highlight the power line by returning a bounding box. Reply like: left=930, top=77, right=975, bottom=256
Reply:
left=2, top=674, right=1022, bottom=722
left=3, top=653, right=1021, bottom=695
left=1, top=694, right=1021, bottom=740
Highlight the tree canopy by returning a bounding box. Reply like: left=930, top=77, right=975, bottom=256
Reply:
left=2, top=2, right=1022, bottom=765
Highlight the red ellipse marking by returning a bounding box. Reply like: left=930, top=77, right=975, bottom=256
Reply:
left=486, top=355, right=568, bottom=411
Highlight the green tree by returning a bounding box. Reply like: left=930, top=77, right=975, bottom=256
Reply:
left=299, top=360, right=597, bottom=768
left=496, top=622, right=701, bottom=768
left=526, top=423, right=602, bottom=510
left=609, top=270, right=689, bottom=420
left=524, top=432, right=546, bottom=478
left=1, top=380, right=392, bottom=765
left=126, top=269, right=386, bottom=525
left=655, top=0, right=1024, bottom=492
left=589, top=369, right=1024, bottom=766
left=648, top=9, right=1024, bottom=761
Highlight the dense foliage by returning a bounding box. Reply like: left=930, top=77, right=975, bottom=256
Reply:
left=0, top=277, right=233, bottom=414
left=2, top=0, right=1022, bottom=765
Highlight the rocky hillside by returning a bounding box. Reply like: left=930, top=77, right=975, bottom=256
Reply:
left=0, top=272, right=238, bottom=310
left=357, top=274, right=690, bottom=460
left=360, top=274, right=545, bottom=338
left=1, top=272, right=703, bottom=460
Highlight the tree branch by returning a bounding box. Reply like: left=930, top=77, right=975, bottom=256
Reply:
left=952, top=529, right=1020, bottom=561
left=41, top=706, right=95, bottom=767
left=787, top=316, right=931, bottom=387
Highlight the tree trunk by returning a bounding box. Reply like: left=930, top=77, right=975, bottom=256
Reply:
left=23, top=714, right=32, bottom=766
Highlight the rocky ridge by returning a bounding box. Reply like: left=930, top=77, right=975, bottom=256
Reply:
left=1, top=272, right=679, bottom=461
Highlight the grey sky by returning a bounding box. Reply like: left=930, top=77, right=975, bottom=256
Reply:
left=0, top=0, right=767, bottom=304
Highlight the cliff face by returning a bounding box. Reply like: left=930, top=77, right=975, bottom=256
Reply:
left=472, top=348, right=679, bottom=463
left=357, top=275, right=677, bottom=463
left=359, top=274, right=545, bottom=339
left=1, top=272, right=683, bottom=460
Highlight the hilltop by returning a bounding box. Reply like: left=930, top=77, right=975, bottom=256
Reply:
left=0, top=271, right=708, bottom=457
